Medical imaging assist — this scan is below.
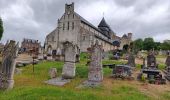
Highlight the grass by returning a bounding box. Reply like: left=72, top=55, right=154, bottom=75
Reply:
left=161, top=91, right=170, bottom=100
left=0, top=53, right=169, bottom=100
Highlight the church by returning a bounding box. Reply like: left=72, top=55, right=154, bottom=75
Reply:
left=44, top=2, right=132, bottom=55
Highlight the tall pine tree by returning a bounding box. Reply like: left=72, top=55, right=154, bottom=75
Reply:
left=0, top=17, right=4, bottom=40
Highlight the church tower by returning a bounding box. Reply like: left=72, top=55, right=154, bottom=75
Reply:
left=65, top=2, right=74, bottom=14
left=98, top=17, right=111, bottom=39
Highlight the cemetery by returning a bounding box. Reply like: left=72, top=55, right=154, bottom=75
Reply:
left=0, top=39, right=169, bottom=100
left=0, top=1, right=170, bottom=100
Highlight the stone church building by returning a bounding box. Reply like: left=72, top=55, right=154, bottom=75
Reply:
left=44, top=3, right=132, bottom=55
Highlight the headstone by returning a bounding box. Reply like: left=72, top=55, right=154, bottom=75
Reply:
left=165, top=56, right=170, bottom=67
left=147, top=52, right=156, bottom=68
left=127, top=52, right=135, bottom=67
left=0, top=40, right=19, bottom=90
left=15, top=68, right=22, bottom=75
left=62, top=42, right=76, bottom=79
left=164, top=54, right=170, bottom=81
left=88, top=41, right=103, bottom=83
left=44, top=42, right=77, bottom=86
left=49, top=68, right=57, bottom=79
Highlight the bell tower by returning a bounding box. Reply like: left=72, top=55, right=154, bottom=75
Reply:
left=65, top=2, right=74, bottom=14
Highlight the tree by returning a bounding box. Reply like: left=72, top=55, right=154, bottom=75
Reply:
left=143, top=37, right=155, bottom=51
left=0, top=17, right=3, bottom=40
left=160, top=42, right=170, bottom=50
left=154, top=42, right=161, bottom=50
left=133, top=38, right=143, bottom=53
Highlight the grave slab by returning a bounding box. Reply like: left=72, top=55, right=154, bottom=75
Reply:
left=44, top=77, right=71, bottom=86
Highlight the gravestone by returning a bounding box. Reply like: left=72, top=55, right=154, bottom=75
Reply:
left=164, top=55, right=170, bottom=81
left=45, top=42, right=77, bottom=86
left=83, top=41, right=103, bottom=86
left=49, top=68, right=57, bottom=79
left=62, top=42, right=77, bottom=79
left=0, top=40, right=19, bottom=90
left=147, top=52, right=157, bottom=68
left=127, top=52, right=135, bottom=67
left=165, top=56, right=170, bottom=67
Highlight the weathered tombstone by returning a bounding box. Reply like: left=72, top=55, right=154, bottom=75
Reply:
left=127, top=52, right=135, bottom=67
left=44, top=42, right=77, bottom=86
left=15, top=68, right=22, bottom=75
left=49, top=68, right=57, bottom=79
left=82, top=41, right=103, bottom=87
left=147, top=52, right=157, bottom=68
left=62, top=42, right=77, bottom=79
left=0, top=40, right=19, bottom=90
left=164, top=54, right=170, bottom=81
left=165, top=56, right=170, bottom=67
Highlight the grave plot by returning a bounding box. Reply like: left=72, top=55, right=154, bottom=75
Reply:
left=137, top=52, right=166, bottom=84
left=103, top=52, right=135, bottom=80
left=45, top=41, right=77, bottom=86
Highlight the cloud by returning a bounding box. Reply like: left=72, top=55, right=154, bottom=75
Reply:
left=0, top=0, right=170, bottom=45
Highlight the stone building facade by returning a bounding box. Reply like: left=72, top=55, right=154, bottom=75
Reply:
left=44, top=3, right=132, bottom=55
left=21, top=38, right=40, bottom=53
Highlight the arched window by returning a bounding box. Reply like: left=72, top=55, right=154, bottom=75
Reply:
left=63, top=23, right=65, bottom=30
left=68, top=22, right=69, bottom=30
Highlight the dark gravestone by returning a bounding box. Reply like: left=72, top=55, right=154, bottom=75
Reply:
left=147, top=53, right=157, bottom=68
left=165, top=56, right=170, bottom=67
left=127, top=53, right=135, bottom=67
left=0, top=40, right=19, bottom=90
left=164, top=55, right=170, bottom=81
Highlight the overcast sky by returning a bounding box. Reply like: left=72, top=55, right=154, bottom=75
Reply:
left=0, top=0, right=170, bottom=44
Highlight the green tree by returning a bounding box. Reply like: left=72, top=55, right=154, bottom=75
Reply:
left=143, top=37, right=155, bottom=51
left=154, top=42, right=161, bottom=50
left=133, top=38, right=143, bottom=54
left=160, top=42, right=170, bottom=50
left=0, top=17, right=3, bottom=40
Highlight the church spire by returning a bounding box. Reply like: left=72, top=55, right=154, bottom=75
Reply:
left=98, top=17, right=109, bottom=28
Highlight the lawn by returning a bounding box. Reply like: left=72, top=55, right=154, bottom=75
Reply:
left=0, top=53, right=170, bottom=100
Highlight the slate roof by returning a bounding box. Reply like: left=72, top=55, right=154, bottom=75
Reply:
left=122, top=34, right=128, bottom=39
left=112, top=40, right=120, bottom=47
left=74, top=12, right=115, bottom=39
left=98, top=17, right=115, bottom=36
left=98, top=17, right=110, bottom=28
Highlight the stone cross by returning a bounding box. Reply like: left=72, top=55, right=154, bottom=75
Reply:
left=88, top=41, right=103, bottom=82
left=0, top=40, right=19, bottom=90
left=62, top=41, right=77, bottom=79
left=127, top=52, right=135, bottom=67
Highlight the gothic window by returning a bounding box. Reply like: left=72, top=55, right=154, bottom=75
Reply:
left=72, top=22, right=74, bottom=30
left=63, top=23, right=65, bottom=30
left=68, top=22, right=69, bottom=30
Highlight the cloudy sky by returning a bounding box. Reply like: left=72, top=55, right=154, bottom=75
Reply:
left=0, top=0, right=170, bottom=45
